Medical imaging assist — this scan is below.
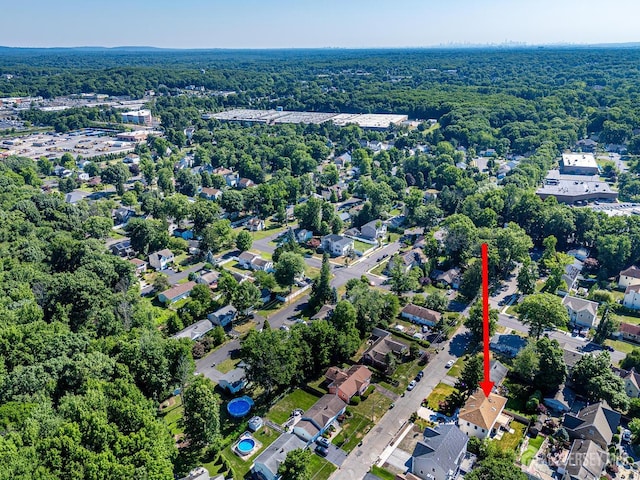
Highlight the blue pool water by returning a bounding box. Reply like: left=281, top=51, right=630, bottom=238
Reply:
left=237, top=438, right=255, bottom=454
left=227, top=396, right=254, bottom=417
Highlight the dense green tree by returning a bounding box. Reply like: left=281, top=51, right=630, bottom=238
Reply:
left=534, top=336, right=566, bottom=392
left=183, top=376, right=221, bottom=447
left=464, top=301, right=498, bottom=344
left=456, top=354, right=484, bottom=395
left=233, top=282, right=262, bottom=316
left=571, top=351, right=629, bottom=411
left=465, top=456, right=527, bottom=480
left=278, top=448, right=312, bottom=480
left=516, top=258, right=538, bottom=295
left=518, top=293, right=568, bottom=339
left=310, top=253, right=334, bottom=310
left=100, top=163, right=130, bottom=195
left=274, top=252, right=305, bottom=291
left=236, top=230, right=253, bottom=252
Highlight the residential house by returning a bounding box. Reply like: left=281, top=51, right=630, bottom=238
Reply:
left=561, top=344, right=585, bottom=375
left=123, top=153, right=140, bottom=164
left=238, top=177, right=254, bottom=189
left=338, top=211, right=351, bottom=223
left=237, top=251, right=273, bottom=272
left=619, top=322, right=640, bottom=344
left=321, top=234, right=354, bottom=257
left=247, top=218, right=265, bottom=231
left=65, top=191, right=88, bottom=204
left=619, top=265, right=640, bottom=289
left=575, top=138, right=598, bottom=153
left=171, top=319, right=214, bottom=341
left=324, top=365, right=372, bottom=403
left=218, top=367, right=247, bottom=394
left=362, top=328, right=408, bottom=371
left=178, top=466, right=218, bottom=480
left=334, top=152, right=351, bottom=168
left=360, top=220, right=387, bottom=240
left=292, top=394, right=347, bottom=443
left=158, top=281, right=196, bottom=304
left=623, top=285, right=640, bottom=310
left=296, top=229, right=313, bottom=243
left=401, top=304, right=442, bottom=327
left=148, top=249, right=174, bottom=271
left=431, top=268, right=461, bottom=289
left=544, top=384, right=578, bottom=413
left=195, top=270, right=220, bottom=288
left=251, top=433, right=307, bottom=480
left=457, top=391, right=509, bottom=439
left=489, top=334, right=528, bottom=358
left=208, top=305, right=237, bottom=328
left=110, top=239, right=134, bottom=258
left=567, top=247, right=590, bottom=262
left=562, top=296, right=599, bottom=329
left=410, top=424, right=468, bottom=480
left=562, top=259, right=584, bottom=292
left=173, top=228, right=194, bottom=240
left=310, top=304, right=335, bottom=321
left=562, top=402, right=620, bottom=449
left=200, top=187, right=222, bottom=201
left=213, top=167, right=239, bottom=187
left=113, top=207, right=135, bottom=225
left=489, top=360, right=508, bottom=387
left=561, top=439, right=607, bottom=480
left=613, top=367, right=640, bottom=398
left=129, top=258, right=147, bottom=276
left=386, top=249, right=426, bottom=274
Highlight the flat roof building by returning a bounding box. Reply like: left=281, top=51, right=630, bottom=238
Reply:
left=560, top=153, right=599, bottom=176
left=121, top=109, right=153, bottom=126
left=536, top=170, right=617, bottom=204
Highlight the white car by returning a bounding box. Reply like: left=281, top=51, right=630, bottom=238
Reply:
left=407, top=380, right=416, bottom=391
left=445, top=360, right=454, bottom=369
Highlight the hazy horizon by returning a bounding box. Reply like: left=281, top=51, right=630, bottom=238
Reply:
left=3, top=0, right=640, bottom=49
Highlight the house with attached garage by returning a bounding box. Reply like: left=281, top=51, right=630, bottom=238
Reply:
left=489, top=334, right=528, bottom=358
left=562, top=401, right=620, bottom=449
left=200, top=187, right=222, bottom=201
left=360, top=219, right=387, bottom=240
left=158, top=281, right=196, bottom=304
left=292, top=394, right=347, bottom=443
left=171, top=318, right=214, bottom=341
left=362, top=328, right=408, bottom=371
left=321, top=234, right=354, bottom=257
left=561, top=295, right=599, bottom=329
left=613, top=366, right=640, bottom=398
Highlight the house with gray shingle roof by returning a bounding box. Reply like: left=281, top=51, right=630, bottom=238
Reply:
left=562, top=402, right=620, bottom=449
left=561, top=439, right=607, bottom=480
left=562, top=295, right=599, bottom=329
left=410, top=424, right=468, bottom=480
left=251, top=433, right=306, bottom=480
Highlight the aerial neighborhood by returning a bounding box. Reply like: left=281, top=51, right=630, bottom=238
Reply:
left=4, top=45, right=640, bottom=480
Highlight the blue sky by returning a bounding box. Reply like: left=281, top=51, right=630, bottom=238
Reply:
left=3, top=0, right=640, bottom=48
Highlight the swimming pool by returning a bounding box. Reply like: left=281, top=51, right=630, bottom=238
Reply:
left=227, top=396, right=254, bottom=418
left=237, top=438, right=256, bottom=454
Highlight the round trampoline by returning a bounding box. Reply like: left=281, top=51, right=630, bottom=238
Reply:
left=237, top=438, right=256, bottom=454
left=227, top=396, right=254, bottom=418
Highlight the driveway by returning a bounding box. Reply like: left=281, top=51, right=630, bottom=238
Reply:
left=319, top=443, right=348, bottom=467
left=165, top=262, right=205, bottom=284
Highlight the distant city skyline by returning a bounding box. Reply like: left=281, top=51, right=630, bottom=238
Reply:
left=3, top=0, right=640, bottom=49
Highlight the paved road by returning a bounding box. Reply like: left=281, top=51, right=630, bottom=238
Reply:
left=330, top=301, right=475, bottom=480
left=165, top=262, right=205, bottom=285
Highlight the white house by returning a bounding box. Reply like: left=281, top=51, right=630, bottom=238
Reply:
left=401, top=304, right=442, bottom=327
left=247, top=218, right=265, bottom=231
left=624, top=285, right=640, bottom=310
left=360, top=220, right=387, bottom=240
left=562, top=295, right=599, bottom=329
left=148, top=249, right=174, bottom=271
left=321, top=234, right=354, bottom=257
left=292, top=394, right=347, bottom=443
left=457, top=391, right=509, bottom=439
left=619, top=265, right=640, bottom=289
left=237, top=251, right=273, bottom=272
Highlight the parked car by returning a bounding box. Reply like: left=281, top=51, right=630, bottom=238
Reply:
left=407, top=380, right=416, bottom=391
left=605, top=345, right=615, bottom=352
left=417, top=370, right=424, bottom=379
left=414, top=375, right=421, bottom=382
left=445, top=360, right=454, bottom=368
left=315, top=445, right=328, bottom=457
left=316, top=437, right=330, bottom=448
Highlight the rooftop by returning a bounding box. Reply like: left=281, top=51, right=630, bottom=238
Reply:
left=458, top=392, right=508, bottom=430
left=561, top=153, right=598, bottom=169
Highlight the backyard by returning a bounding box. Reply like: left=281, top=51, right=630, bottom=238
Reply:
left=265, top=389, right=320, bottom=425
left=495, top=420, right=528, bottom=452
left=380, top=358, right=425, bottom=395
left=160, top=395, right=184, bottom=437
left=521, top=435, right=545, bottom=466
left=308, top=454, right=337, bottom=480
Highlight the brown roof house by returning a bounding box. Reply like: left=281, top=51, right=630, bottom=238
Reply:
left=325, top=365, right=372, bottom=403
left=401, top=304, right=442, bottom=327
left=619, top=265, right=640, bottom=289
left=613, top=366, right=640, bottom=398
left=158, top=281, right=196, bottom=304
left=457, top=391, right=509, bottom=439
left=362, top=328, right=408, bottom=372
left=292, top=394, right=347, bottom=443
left=618, top=322, right=640, bottom=344
left=562, top=401, right=620, bottom=449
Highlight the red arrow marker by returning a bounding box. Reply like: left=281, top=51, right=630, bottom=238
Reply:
left=479, top=243, right=494, bottom=397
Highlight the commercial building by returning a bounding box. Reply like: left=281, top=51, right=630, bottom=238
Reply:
left=121, top=109, right=153, bottom=126
left=536, top=170, right=617, bottom=204
left=560, top=153, right=599, bottom=176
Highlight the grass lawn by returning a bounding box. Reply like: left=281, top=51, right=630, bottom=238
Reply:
left=425, top=383, right=456, bottom=410
left=370, top=465, right=397, bottom=480
left=266, top=389, right=321, bottom=425
left=521, top=435, right=545, bottom=466
left=381, top=360, right=424, bottom=395
left=613, top=312, right=640, bottom=326
left=446, top=357, right=465, bottom=378
left=605, top=338, right=638, bottom=354
left=160, top=395, right=184, bottom=437
left=216, top=358, right=241, bottom=374
left=388, top=232, right=401, bottom=243
left=371, top=260, right=389, bottom=277
left=308, top=454, right=337, bottom=480
left=495, top=420, right=528, bottom=452
left=218, top=425, right=280, bottom=479
left=333, top=412, right=373, bottom=452
left=349, top=391, right=393, bottom=423
left=354, top=240, right=375, bottom=253
left=249, top=224, right=287, bottom=241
